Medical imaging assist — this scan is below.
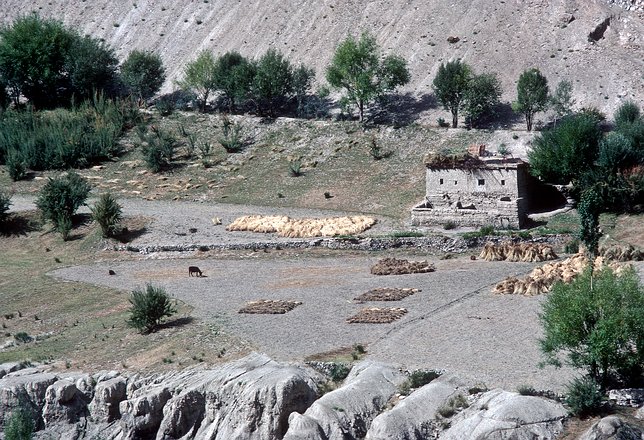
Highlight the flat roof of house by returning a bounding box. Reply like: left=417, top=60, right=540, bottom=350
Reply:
left=424, top=153, right=527, bottom=170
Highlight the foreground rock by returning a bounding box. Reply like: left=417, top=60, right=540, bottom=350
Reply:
left=0, top=355, right=572, bottom=440
left=580, top=416, right=644, bottom=440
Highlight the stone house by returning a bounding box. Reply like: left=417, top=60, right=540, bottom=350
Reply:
left=411, top=154, right=531, bottom=229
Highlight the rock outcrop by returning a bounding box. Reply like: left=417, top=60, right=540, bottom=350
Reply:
left=579, top=416, right=644, bottom=440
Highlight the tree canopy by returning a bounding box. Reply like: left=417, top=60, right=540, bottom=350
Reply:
left=513, top=68, right=549, bottom=131
left=179, top=50, right=217, bottom=112
left=120, top=50, right=166, bottom=101
left=433, top=60, right=472, bottom=128
left=212, top=51, right=255, bottom=112
left=326, top=32, right=410, bottom=122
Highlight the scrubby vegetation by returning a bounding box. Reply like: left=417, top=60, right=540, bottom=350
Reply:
left=128, top=283, right=177, bottom=333
left=91, top=193, right=122, bottom=238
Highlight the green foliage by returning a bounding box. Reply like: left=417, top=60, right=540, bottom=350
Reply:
left=0, top=14, right=117, bottom=108
left=0, top=190, right=10, bottom=224
left=212, top=51, right=255, bottom=112
left=540, top=266, right=644, bottom=387
left=0, top=74, right=10, bottom=109
left=179, top=50, right=217, bottom=112
left=528, top=114, right=602, bottom=184
left=5, top=148, right=26, bottom=181
left=577, top=188, right=602, bottom=256
left=4, top=407, right=34, bottom=440
left=292, top=64, right=316, bottom=118
left=614, top=100, right=641, bottom=129
left=289, top=159, right=303, bottom=177
left=597, top=132, right=638, bottom=172
left=463, top=73, right=502, bottom=128
left=326, top=32, right=410, bottom=122
left=120, top=50, right=166, bottom=101
left=564, top=376, right=603, bottom=416
left=432, top=59, right=472, bottom=128
left=479, top=225, right=495, bottom=236
left=142, top=127, right=177, bottom=172
left=408, top=370, right=441, bottom=389
left=328, top=362, right=351, bottom=382
left=13, top=332, right=32, bottom=343
left=91, top=193, right=122, bottom=238
left=443, top=220, right=457, bottom=230
left=516, top=384, right=538, bottom=396
left=368, top=137, right=392, bottom=160
left=252, top=49, right=294, bottom=116
left=513, top=68, right=549, bottom=131
left=218, top=115, right=244, bottom=153
left=128, top=283, right=177, bottom=333
left=437, top=394, right=469, bottom=418
left=0, top=96, right=135, bottom=170
left=564, top=239, right=580, bottom=254
left=549, top=80, right=575, bottom=124
left=35, top=171, right=91, bottom=238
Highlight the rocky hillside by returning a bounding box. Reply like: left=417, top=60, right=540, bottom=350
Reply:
left=1, top=0, right=642, bottom=119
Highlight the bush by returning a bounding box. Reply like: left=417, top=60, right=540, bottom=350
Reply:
left=614, top=101, right=640, bottom=129
left=142, top=127, right=177, bottom=172
left=516, top=384, right=538, bottom=396
left=437, top=394, right=469, bottom=418
left=540, top=266, right=644, bottom=387
left=408, top=370, right=441, bottom=389
left=127, top=283, right=177, bottom=333
left=0, top=190, right=10, bottom=224
left=35, top=171, right=91, bottom=239
left=479, top=225, right=495, bottom=236
left=328, top=362, right=351, bottom=382
left=3, top=407, right=34, bottom=440
left=120, top=50, right=166, bottom=102
left=564, top=376, right=603, bottom=416
left=289, top=159, right=303, bottom=177
left=91, top=193, right=122, bottom=237
left=5, top=149, right=26, bottom=181
left=443, top=220, right=457, bottom=230
left=218, top=115, right=244, bottom=153
left=564, top=239, right=579, bottom=254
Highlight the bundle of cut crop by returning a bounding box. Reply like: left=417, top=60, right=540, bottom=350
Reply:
left=493, top=277, right=519, bottom=294
left=505, top=243, right=524, bottom=262
left=226, top=215, right=290, bottom=233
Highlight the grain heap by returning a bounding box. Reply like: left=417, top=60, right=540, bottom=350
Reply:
left=598, top=243, right=643, bottom=261
left=370, top=258, right=436, bottom=275
left=238, top=300, right=302, bottom=314
left=353, top=288, right=420, bottom=303
left=493, top=254, right=633, bottom=296
left=479, top=242, right=558, bottom=262
left=346, top=307, right=408, bottom=324
left=226, top=215, right=376, bottom=237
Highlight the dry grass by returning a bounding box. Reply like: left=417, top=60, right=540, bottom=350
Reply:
left=346, top=307, right=408, bottom=324
left=227, top=215, right=376, bottom=237
left=370, top=258, right=435, bottom=275
left=238, top=300, right=302, bottom=314
left=353, top=288, right=420, bottom=303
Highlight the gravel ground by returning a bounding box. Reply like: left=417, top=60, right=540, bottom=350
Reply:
left=14, top=195, right=644, bottom=391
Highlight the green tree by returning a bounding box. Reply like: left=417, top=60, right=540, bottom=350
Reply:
left=577, top=188, right=602, bottom=256
left=4, top=407, right=34, bottom=440
left=91, top=193, right=122, bottom=238
left=614, top=100, right=641, bottom=129
left=528, top=113, right=602, bottom=184
left=120, top=50, right=166, bottom=102
left=549, top=80, right=575, bottom=126
left=179, top=50, right=217, bottom=112
left=540, top=266, right=644, bottom=387
left=212, top=51, right=254, bottom=112
left=0, top=14, right=117, bottom=108
left=292, top=64, right=316, bottom=117
left=128, top=283, right=177, bottom=333
left=326, top=32, right=410, bottom=122
left=35, top=171, right=91, bottom=239
left=433, top=60, right=472, bottom=128
left=513, top=68, right=549, bottom=131
left=462, top=73, right=502, bottom=128
left=251, top=49, right=293, bottom=116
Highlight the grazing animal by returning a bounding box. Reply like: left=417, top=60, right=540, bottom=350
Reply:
left=108, top=269, right=116, bottom=275
left=470, top=255, right=477, bottom=261
left=189, top=266, right=203, bottom=277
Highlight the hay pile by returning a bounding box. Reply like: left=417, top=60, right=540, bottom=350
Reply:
left=598, top=243, right=643, bottom=261
left=493, top=254, right=632, bottom=296
left=238, top=300, right=302, bottom=314
left=479, top=242, right=558, bottom=262
left=346, top=307, right=408, bottom=324
left=354, top=288, right=420, bottom=303
left=370, top=258, right=436, bottom=275
left=226, top=215, right=376, bottom=237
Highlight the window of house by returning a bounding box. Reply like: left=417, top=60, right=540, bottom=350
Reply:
left=501, top=180, right=506, bottom=186
left=478, top=179, right=485, bottom=186
left=454, top=180, right=458, bottom=185
left=439, top=178, right=444, bottom=185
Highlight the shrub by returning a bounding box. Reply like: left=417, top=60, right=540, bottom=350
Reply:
left=142, top=127, right=177, bottom=172
left=4, top=407, right=34, bottom=440
left=437, top=394, right=469, bottom=418
left=479, top=225, right=495, bottom=236
left=437, top=117, right=450, bottom=128
left=155, top=95, right=175, bottom=116
left=0, top=190, right=11, bottom=224
left=35, top=171, right=91, bottom=238
left=564, top=238, right=579, bottom=254
left=6, top=149, right=26, bottom=181
left=368, top=138, right=392, bottom=160
left=127, top=283, right=177, bottom=333
left=443, top=221, right=457, bottom=230
left=218, top=115, right=244, bottom=153
left=328, top=362, right=351, bottom=382
left=289, top=159, right=303, bottom=177
left=614, top=101, right=640, bottom=129
left=120, top=50, right=166, bottom=102
left=564, top=376, right=603, bottom=416
left=13, top=332, right=32, bottom=343
left=91, top=193, right=122, bottom=237
left=516, top=384, right=538, bottom=396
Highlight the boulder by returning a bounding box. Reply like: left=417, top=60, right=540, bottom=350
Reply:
left=284, top=361, right=406, bottom=440
left=579, top=415, right=643, bottom=440
left=0, top=371, right=58, bottom=428
left=119, top=385, right=172, bottom=440
left=441, top=389, right=567, bottom=440
left=366, top=374, right=469, bottom=440
left=42, top=378, right=88, bottom=426
left=156, top=389, right=206, bottom=439
left=89, top=376, right=127, bottom=423
left=608, top=388, right=644, bottom=407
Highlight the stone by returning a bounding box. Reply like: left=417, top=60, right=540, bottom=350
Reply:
left=119, top=385, right=172, bottom=440
left=0, top=371, right=58, bottom=428
left=441, top=389, right=567, bottom=440
left=608, top=388, right=644, bottom=407
left=42, top=379, right=88, bottom=426
left=156, top=389, right=206, bottom=439
left=579, top=415, right=643, bottom=440
left=89, top=376, right=127, bottom=423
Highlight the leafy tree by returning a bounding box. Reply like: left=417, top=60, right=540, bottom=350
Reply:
left=292, top=64, right=316, bottom=117
left=128, top=283, right=177, bottom=333
left=0, top=14, right=117, bottom=108
left=179, top=50, right=217, bottom=112
left=577, top=188, right=602, bottom=256
left=433, top=60, right=472, bottom=128
left=212, top=51, right=254, bottom=112
left=326, top=32, right=410, bottom=122
left=528, top=113, right=602, bottom=184
left=549, top=79, right=575, bottom=126
left=463, top=73, right=502, bottom=128
left=120, top=50, right=166, bottom=102
left=540, top=266, right=644, bottom=387
left=513, top=68, right=549, bottom=131
left=35, top=171, right=91, bottom=239
left=91, top=193, right=122, bottom=238
left=251, top=49, right=293, bottom=116
left=4, top=407, right=34, bottom=440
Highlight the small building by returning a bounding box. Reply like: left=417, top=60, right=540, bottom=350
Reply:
left=411, top=153, right=531, bottom=229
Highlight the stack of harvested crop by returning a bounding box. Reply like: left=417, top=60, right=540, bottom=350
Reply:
left=370, top=258, right=435, bottom=275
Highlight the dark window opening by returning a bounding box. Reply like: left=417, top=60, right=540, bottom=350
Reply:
left=478, top=179, right=485, bottom=186
left=501, top=180, right=506, bottom=185
left=500, top=196, right=511, bottom=202
left=439, top=178, right=444, bottom=185
left=454, top=180, right=458, bottom=185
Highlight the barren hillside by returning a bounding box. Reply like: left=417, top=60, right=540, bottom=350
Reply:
left=1, top=0, right=642, bottom=118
